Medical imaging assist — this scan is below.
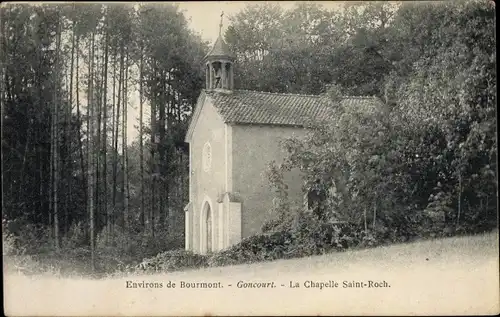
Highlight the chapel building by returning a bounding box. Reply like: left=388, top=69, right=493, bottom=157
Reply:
left=184, top=30, right=382, bottom=254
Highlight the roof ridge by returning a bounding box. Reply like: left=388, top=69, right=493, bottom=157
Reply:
left=231, top=89, right=322, bottom=98
left=342, top=95, right=379, bottom=99
left=209, top=89, right=379, bottom=100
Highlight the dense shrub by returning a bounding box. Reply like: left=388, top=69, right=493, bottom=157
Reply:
left=2, top=219, right=20, bottom=256
left=208, top=231, right=294, bottom=267
left=2, top=219, right=53, bottom=255
left=63, top=222, right=87, bottom=249
left=286, top=211, right=359, bottom=255
left=136, top=250, right=208, bottom=273
left=3, top=218, right=188, bottom=276
left=207, top=217, right=364, bottom=268
left=4, top=247, right=100, bottom=277
left=95, top=226, right=184, bottom=261
left=2, top=231, right=17, bottom=256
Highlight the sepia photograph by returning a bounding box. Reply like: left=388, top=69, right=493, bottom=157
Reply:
left=1, top=1, right=498, bottom=316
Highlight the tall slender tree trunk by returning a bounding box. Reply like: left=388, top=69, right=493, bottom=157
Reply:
left=65, top=18, right=76, bottom=236
left=86, top=36, right=91, bottom=228
left=62, top=55, right=68, bottom=236
left=53, top=20, right=62, bottom=250
left=180, top=149, right=185, bottom=206
left=75, top=33, right=87, bottom=230
left=95, top=37, right=102, bottom=240
left=102, top=21, right=109, bottom=242
left=139, top=45, right=145, bottom=229
left=39, top=159, right=44, bottom=224
left=165, top=77, right=173, bottom=229
left=35, top=43, right=45, bottom=224
left=363, top=207, right=367, bottom=232
left=87, top=32, right=96, bottom=271
left=456, top=172, right=462, bottom=230
left=19, top=114, right=32, bottom=196
left=49, top=65, right=54, bottom=235
left=114, top=44, right=123, bottom=227
left=74, top=35, right=85, bottom=180
left=0, top=9, right=5, bottom=223
left=158, top=70, right=165, bottom=227
left=150, top=60, right=157, bottom=237
left=110, top=46, right=117, bottom=236
left=122, top=48, right=129, bottom=230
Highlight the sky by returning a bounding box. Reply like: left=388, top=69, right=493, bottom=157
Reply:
left=176, top=1, right=296, bottom=42
left=176, top=1, right=346, bottom=43
left=127, top=1, right=346, bottom=143
left=177, top=1, right=250, bottom=42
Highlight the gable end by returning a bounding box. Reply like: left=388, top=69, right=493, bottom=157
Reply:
left=185, top=90, right=207, bottom=143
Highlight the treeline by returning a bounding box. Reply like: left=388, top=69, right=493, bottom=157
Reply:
left=1, top=3, right=207, bottom=268
left=260, top=0, right=497, bottom=247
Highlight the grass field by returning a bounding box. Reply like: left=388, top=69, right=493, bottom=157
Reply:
left=4, top=230, right=499, bottom=316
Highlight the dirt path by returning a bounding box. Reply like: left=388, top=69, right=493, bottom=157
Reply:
left=4, top=232, right=499, bottom=316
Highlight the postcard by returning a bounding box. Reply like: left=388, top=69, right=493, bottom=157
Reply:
left=2, top=1, right=498, bottom=316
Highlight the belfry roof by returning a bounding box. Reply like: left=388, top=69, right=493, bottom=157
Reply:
left=203, top=35, right=235, bottom=61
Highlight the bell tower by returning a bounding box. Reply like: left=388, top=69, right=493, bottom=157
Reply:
left=203, top=12, right=235, bottom=91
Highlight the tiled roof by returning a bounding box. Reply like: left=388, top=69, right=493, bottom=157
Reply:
left=203, top=35, right=235, bottom=61
left=205, top=89, right=383, bottom=127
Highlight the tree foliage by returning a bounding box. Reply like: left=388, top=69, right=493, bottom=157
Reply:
left=264, top=0, right=497, bottom=243
left=1, top=3, right=206, bottom=270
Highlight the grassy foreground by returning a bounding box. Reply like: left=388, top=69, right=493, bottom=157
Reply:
left=4, top=230, right=499, bottom=316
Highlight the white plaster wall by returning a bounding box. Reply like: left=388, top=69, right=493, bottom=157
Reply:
left=232, top=124, right=307, bottom=238
left=189, top=98, right=227, bottom=253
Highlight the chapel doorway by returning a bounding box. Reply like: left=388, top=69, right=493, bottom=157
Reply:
left=201, top=201, right=213, bottom=254
left=206, top=205, right=212, bottom=253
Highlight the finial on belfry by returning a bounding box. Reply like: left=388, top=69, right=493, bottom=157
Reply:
left=219, top=11, right=224, bottom=36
